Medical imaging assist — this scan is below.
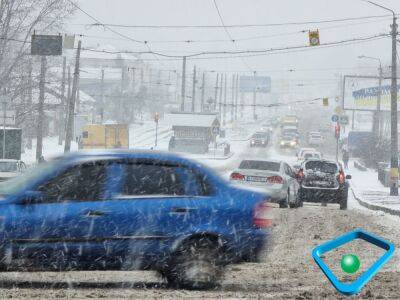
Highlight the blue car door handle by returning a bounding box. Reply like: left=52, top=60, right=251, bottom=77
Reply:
left=170, top=207, right=197, bottom=214
left=84, top=210, right=107, bottom=217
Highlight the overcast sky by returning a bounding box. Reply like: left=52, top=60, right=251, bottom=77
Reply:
left=66, top=0, right=400, bottom=98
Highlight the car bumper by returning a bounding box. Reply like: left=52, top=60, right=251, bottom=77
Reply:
left=231, top=181, right=286, bottom=201
left=299, top=186, right=344, bottom=203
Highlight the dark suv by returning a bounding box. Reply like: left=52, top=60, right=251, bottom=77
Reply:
left=250, top=132, right=269, bottom=148
left=296, top=159, right=351, bottom=210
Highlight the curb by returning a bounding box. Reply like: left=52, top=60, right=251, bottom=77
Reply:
left=350, top=187, right=400, bottom=217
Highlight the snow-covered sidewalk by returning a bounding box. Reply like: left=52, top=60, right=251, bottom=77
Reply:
left=349, top=160, right=400, bottom=217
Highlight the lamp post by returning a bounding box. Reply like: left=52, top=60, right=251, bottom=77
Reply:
left=363, top=0, right=398, bottom=195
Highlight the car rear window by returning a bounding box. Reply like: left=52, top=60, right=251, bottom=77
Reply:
left=304, top=161, right=338, bottom=174
left=252, top=133, right=267, bottom=138
left=239, top=160, right=280, bottom=171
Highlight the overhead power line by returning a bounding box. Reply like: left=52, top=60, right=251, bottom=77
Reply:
left=80, top=33, right=389, bottom=59
left=211, top=0, right=253, bottom=72
left=81, top=14, right=396, bottom=29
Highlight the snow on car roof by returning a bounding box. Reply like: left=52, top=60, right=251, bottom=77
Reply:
left=164, top=113, right=219, bottom=127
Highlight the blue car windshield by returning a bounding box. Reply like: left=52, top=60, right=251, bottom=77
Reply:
left=0, top=160, right=59, bottom=196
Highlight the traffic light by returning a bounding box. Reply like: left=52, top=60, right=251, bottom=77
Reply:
left=309, top=30, right=320, bottom=46
left=323, top=97, right=329, bottom=106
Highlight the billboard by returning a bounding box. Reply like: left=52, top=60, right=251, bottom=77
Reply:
left=343, top=77, right=400, bottom=111
left=240, top=76, right=271, bottom=93
left=31, top=35, right=62, bottom=56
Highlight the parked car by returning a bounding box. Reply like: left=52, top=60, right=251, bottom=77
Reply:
left=0, top=159, right=26, bottom=181
left=250, top=132, right=269, bottom=148
left=230, top=159, right=300, bottom=208
left=297, top=159, right=351, bottom=210
left=308, top=131, right=324, bottom=146
left=0, top=151, right=272, bottom=289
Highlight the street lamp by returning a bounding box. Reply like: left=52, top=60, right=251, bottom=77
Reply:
left=363, top=0, right=398, bottom=196
left=358, top=55, right=383, bottom=137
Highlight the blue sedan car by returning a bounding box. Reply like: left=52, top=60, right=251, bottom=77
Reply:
left=0, top=150, right=271, bottom=289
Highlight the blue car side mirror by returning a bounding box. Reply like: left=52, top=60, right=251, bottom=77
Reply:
left=18, top=191, right=43, bottom=205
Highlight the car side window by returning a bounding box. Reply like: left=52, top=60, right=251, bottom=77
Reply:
left=37, top=161, right=108, bottom=203
left=120, top=163, right=185, bottom=196
left=117, top=162, right=213, bottom=197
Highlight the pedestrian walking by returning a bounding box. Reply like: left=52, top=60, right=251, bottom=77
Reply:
left=343, top=150, right=349, bottom=169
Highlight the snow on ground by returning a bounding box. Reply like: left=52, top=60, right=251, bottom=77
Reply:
left=22, top=137, right=78, bottom=165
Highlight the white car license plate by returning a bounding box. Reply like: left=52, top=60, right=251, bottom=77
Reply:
left=246, top=176, right=266, bottom=182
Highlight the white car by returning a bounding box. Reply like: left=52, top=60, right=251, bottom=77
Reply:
left=230, top=159, right=300, bottom=208
left=308, top=132, right=324, bottom=146
left=0, top=159, right=26, bottom=181
left=302, top=151, right=322, bottom=161
left=297, top=147, right=316, bottom=160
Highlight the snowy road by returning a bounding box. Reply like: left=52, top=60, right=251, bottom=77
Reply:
left=3, top=142, right=400, bottom=298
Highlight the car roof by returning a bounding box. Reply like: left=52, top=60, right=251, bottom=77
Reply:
left=302, top=158, right=338, bottom=165
left=240, top=158, right=282, bottom=164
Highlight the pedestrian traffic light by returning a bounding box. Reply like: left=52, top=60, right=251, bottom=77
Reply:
left=309, top=30, right=320, bottom=46
left=323, top=98, right=329, bottom=106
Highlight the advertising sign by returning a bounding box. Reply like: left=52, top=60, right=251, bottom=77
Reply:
left=240, top=76, right=271, bottom=93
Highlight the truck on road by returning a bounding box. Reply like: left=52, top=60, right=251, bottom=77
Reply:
left=80, top=124, right=129, bottom=149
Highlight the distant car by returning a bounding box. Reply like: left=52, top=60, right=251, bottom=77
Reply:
left=250, top=132, right=269, bottom=148
left=0, top=159, right=26, bottom=181
left=298, top=150, right=322, bottom=161
left=0, top=150, right=271, bottom=289
left=308, top=132, right=323, bottom=146
left=280, top=134, right=298, bottom=148
left=296, top=147, right=316, bottom=160
left=230, top=159, right=300, bottom=208
left=282, top=125, right=299, bottom=138
left=297, top=159, right=351, bottom=210
left=302, top=151, right=322, bottom=160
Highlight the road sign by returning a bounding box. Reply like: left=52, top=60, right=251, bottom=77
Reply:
left=340, top=115, right=349, bottom=125
left=309, top=30, right=320, bottom=46
left=239, top=76, right=271, bottom=93
left=331, top=115, right=339, bottom=122
left=323, top=98, right=329, bottom=106
left=334, top=106, right=343, bottom=115
left=31, top=35, right=62, bottom=56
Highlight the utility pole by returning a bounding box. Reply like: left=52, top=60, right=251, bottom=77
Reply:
left=130, top=67, right=136, bottom=123
left=26, top=58, right=33, bottom=150
left=230, top=74, right=235, bottom=122
left=58, top=56, right=66, bottom=145
left=214, top=73, right=219, bottom=111
left=191, top=65, right=196, bottom=112
left=366, top=0, right=398, bottom=196
left=223, top=74, right=227, bottom=125
left=219, top=74, right=223, bottom=121
left=65, top=40, right=82, bottom=153
left=390, top=15, right=398, bottom=195
left=235, top=74, right=239, bottom=120
left=253, top=71, right=257, bottom=120
left=36, top=56, right=46, bottom=161
left=100, top=69, right=105, bottom=123
left=180, top=56, right=187, bottom=111
left=200, top=72, right=205, bottom=112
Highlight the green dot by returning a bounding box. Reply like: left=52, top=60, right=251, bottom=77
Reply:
left=341, top=254, right=360, bottom=274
